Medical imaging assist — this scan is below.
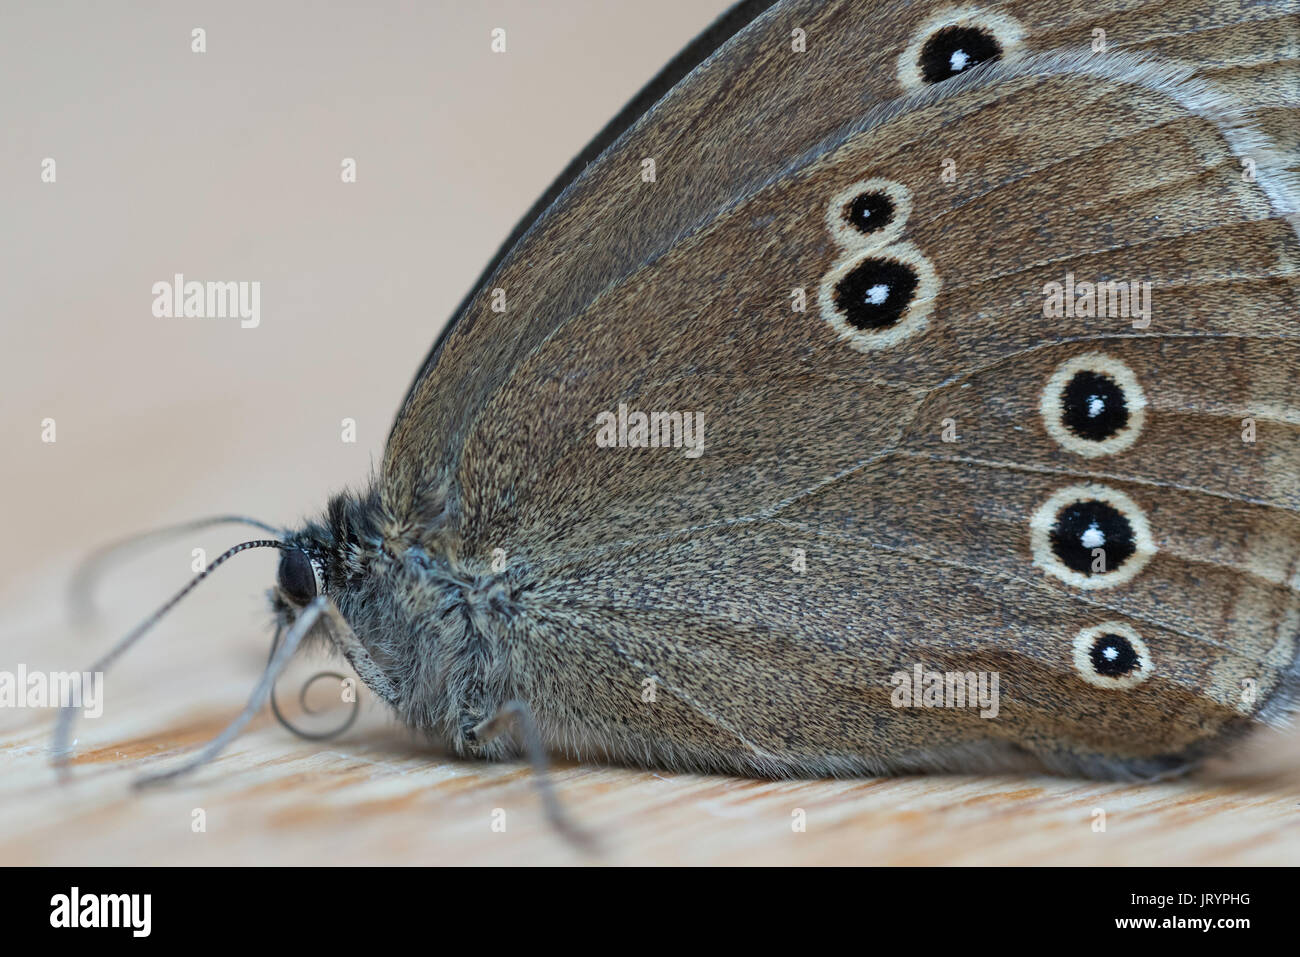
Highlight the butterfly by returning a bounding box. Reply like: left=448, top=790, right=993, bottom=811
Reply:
left=58, top=0, right=1300, bottom=804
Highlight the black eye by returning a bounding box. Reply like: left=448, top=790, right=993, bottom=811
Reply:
left=833, top=258, right=919, bottom=330
left=1061, top=370, right=1128, bottom=441
left=1089, top=633, right=1141, bottom=678
left=918, top=26, right=1001, bottom=83
left=844, top=191, right=895, bottom=235
left=277, top=548, right=317, bottom=604
left=1049, top=500, right=1136, bottom=574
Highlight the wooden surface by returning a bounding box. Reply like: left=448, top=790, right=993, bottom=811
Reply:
left=5, top=690, right=1300, bottom=866
left=3, top=566, right=1299, bottom=865
left=3, top=1, right=1299, bottom=867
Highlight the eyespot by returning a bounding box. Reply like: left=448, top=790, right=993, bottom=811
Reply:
left=835, top=259, right=918, bottom=329
left=1040, top=354, right=1147, bottom=457
left=920, top=26, right=1000, bottom=82
left=848, top=193, right=894, bottom=232
left=818, top=242, right=939, bottom=350
left=1051, top=500, right=1135, bottom=571
left=1072, top=622, right=1153, bottom=689
left=277, top=547, right=320, bottom=605
left=825, top=179, right=912, bottom=251
left=1030, top=484, right=1155, bottom=589
left=897, top=8, right=1026, bottom=91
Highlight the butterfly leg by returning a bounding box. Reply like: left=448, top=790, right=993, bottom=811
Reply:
left=471, top=700, right=598, bottom=854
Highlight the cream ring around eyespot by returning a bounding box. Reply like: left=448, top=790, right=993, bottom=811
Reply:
left=896, top=6, right=1027, bottom=92
left=1039, top=353, right=1148, bottom=458
left=825, top=179, right=913, bottom=252
left=817, top=241, right=940, bottom=352
left=1072, top=622, right=1153, bottom=690
left=1029, top=483, right=1155, bottom=590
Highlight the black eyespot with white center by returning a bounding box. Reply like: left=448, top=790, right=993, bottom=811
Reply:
left=833, top=258, right=919, bottom=330
left=277, top=547, right=318, bottom=605
left=844, top=191, right=895, bottom=236
left=918, top=25, right=1001, bottom=83
left=1041, top=354, right=1147, bottom=458
left=1072, top=622, right=1152, bottom=688
left=825, top=179, right=912, bottom=252
left=1030, top=484, right=1155, bottom=589
left=1090, top=632, right=1140, bottom=677
left=1062, top=370, right=1127, bottom=440
left=898, top=12, right=1026, bottom=92
left=819, top=241, right=939, bottom=351
left=1050, top=499, right=1135, bottom=574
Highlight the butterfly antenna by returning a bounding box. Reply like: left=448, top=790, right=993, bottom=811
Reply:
left=268, top=624, right=361, bottom=741
left=69, top=515, right=283, bottom=626
left=52, top=538, right=286, bottom=778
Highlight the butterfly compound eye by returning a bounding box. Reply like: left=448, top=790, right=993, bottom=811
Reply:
left=277, top=548, right=318, bottom=605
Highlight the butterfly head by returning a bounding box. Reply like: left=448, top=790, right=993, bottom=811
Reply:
left=269, top=489, right=397, bottom=679
left=270, top=485, right=493, bottom=744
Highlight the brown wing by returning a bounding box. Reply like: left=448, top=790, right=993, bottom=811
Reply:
left=385, top=0, right=1300, bottom=520
left=383, top=1, right=1300, bottom=775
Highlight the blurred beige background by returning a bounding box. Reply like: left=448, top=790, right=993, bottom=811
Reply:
left=3, top=1, right=1298, bottom=866
left=2, top=0, right=735, bottom=590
